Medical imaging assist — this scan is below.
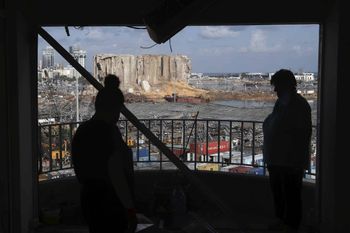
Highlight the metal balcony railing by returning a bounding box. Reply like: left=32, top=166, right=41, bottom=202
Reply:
left=38, top=119, right=317, bottom=181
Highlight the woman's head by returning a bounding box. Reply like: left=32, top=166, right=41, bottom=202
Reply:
left=94, top=80, right=124, bottom=123
left=271, top=69, right=297, bottom=98
left=104, top=74, right=120, bottom=89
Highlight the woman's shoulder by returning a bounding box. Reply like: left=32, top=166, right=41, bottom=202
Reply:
left=294, top=94, right=311, bottom=110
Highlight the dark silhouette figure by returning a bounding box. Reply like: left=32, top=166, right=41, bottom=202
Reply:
left=263, top=69, right=312, bottom=233
left=71, top=74, right=137, bottom=233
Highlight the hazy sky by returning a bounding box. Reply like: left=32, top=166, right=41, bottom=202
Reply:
left=38, top=25, right=319, bottom=73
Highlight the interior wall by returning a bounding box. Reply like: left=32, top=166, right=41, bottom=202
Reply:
left=333, top=0, right=349, bottom=231
left=1, top=1, right=38, bottom=232
left=318, top=3, right=338, bottom=231
left=0, top=1, right=10, bottom=232
left=16, top=14, right=39, bottom=233
left=15, top=17, right=39, bottom=233
left=318, top=0, right=350, bottom=232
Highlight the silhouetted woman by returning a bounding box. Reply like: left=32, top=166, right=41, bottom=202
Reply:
left=72, top=74, right=136, bottom=233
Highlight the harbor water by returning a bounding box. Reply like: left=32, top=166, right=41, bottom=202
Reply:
left=125, top=99, right=317, bottom=124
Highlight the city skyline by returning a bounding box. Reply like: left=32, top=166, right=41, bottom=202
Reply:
left=38, top=25, right=320, bottom=74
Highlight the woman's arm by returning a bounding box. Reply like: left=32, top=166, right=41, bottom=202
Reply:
left=108, top=152, right=135, bottom=209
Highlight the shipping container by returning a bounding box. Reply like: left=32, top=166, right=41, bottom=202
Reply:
left=132, top=147, right=149, bottom=160
left=197, top=163, right=220, bottom=171
left=189, top=140, right=230, bottom=155
left=51, top=150, right=69, bottom=159
left=247, top=167, right=264, bottom=175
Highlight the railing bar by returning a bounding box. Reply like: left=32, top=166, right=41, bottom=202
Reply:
left=39, top=118, right=268, bottom=128
left=171, top=120, right=174, bottom=154
left=182, top=120, right=186, bottom=159
left=194, top=120, right=197, bottom=170
left=137, top=126, right=140, bottom=162
left=39, top=166, right=75, bottom=174
left=48, top=126, right=53, bottom=172
left=218, top=120, right=221, bottom=163
left=38, top=126, right=43, bottom=173
left=159, top=119, right=162, bottom=170
left=69, top=123, right=73, bottom=169
left=229, top=121, right=232, bottom=165
left=240, top=122, right=244, bottom=165
left=252, top=123, right=255, bottom=166
left=148, top=120, right=151, bottom=161
left=124, top=120, right=128, bottom=143
left=59, top=124, right=63, bottom=170
left=307, top=128, right=314, bottom=175
left=206, top=121, right=209, bottom=162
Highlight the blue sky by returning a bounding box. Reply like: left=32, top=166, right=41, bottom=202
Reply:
left=38, top=25, right=319, bottom=73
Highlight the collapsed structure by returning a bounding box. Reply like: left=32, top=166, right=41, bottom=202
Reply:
left=94, top=54, right=191, bottom=92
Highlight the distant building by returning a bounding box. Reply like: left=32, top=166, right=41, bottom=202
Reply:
left=240, top=72, right=269, bottom=80
left=268, top=72, right=315, bottom=82
left=38, top=60, right=42, bottom=70
left=54, top=66, right=75, bottom=78
left=295, top=72, right=315, bottom=82
left=190, top=72, right=203, bottom=79
left=42, top=46, right=54, bottom=69
left=69, top=46, right=87, bottom=78
left=94, top=54, right=191, bottom=91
